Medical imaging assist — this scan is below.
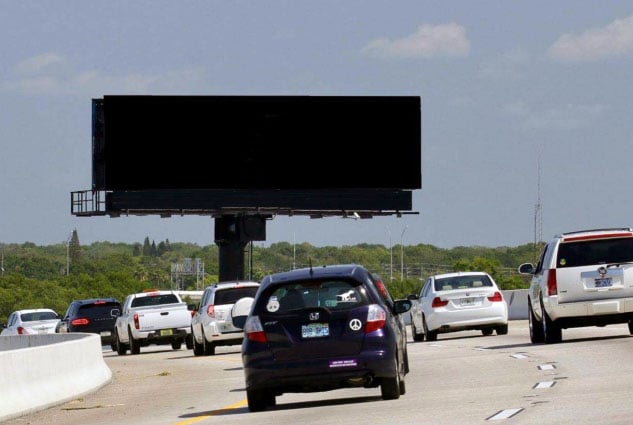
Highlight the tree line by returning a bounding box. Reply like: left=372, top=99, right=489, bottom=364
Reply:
left=0, top=233, right=540, bottom=324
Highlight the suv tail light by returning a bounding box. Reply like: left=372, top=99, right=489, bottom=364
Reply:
left=365, top=304, right=386, bottom=333
left=487, top=292, right=503, bottom=302
left=431, top=297, right=449, bottom=308
left=206, top=305, right=215, bottom=318
left=70, top=318, right=90, bottom=327
left=244, top=315, right=267, bottom=343
left=547, top=269, right=558, bottom=296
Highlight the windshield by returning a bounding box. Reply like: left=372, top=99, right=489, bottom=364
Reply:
left=259, top=280, right=369, bottom=313
left=435, top=275, right=493, bottom=291
left=557, top=237, right=633, bottom=268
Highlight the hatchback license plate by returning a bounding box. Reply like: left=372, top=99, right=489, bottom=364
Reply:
left=595, top=277, right=612, bottom=288
left=302, top=323, right=329, bottom=338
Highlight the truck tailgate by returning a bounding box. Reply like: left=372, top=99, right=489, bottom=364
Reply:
left=135, top=304, right=192, bottom=331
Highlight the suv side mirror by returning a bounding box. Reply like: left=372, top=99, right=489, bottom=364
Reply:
left=406, top=294, right=419, bottom=301
left=110, top=308, right=121, bottom=317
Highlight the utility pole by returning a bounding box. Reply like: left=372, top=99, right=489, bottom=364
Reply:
left=387, top=227, right=393, bottom=281
left=400, top=225, right=408, bottom=280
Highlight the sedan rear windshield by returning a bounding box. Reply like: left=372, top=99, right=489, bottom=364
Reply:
left=557, top=237, right=633, bottom=268
left=258, top=280, right=369, bottom=313
left=20, top=311, right=58, bottom=321
left=435, top=275, right=492, bottom=291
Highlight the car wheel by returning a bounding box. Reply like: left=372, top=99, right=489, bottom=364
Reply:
left=115, top=329, right=127, bottom=356
left=380, top=357, right=401, bottom=400
left=422, top=316, right=437, bottom=342
left=192, top=327, right=204, bottom=356
left=411, top=314, right=424, bottom=342
left=185, top=333, right=194, bottom=350
left=541, top=300, right=562, bottom=344
left=202, top=329, right=215, bottom=355
left=129, top=327, right=141, bottom=355
left=629, top=320, right=633, bottom=335
left=496, top=324, right=509, bottom=335
left=481, top=328, right=494, bottom=336
left=528, top=300, right=545, bottom=343
left=247, top=389, right=272, bottom=412
left=171, top=341, right=182, bottom=350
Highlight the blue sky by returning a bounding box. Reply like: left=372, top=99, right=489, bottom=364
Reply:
left=2, top=1, right=633, bottom=249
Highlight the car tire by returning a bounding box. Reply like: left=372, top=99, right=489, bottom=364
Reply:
left=129, top=327, right=141, bottom=355
left=380, top=357, right=401, bottom=400
left=528, top=299, right=545, bottom=343
left=495, top=324, right=508, bottom=335
left=422, top=316, right=437, bottom=342
left=202, top=330, right=215, bottom=355
left=481, top=328, right=494, bottom=336
left=542, top=301, right=562, bottom=344
left=628, top=320, right=633, bottom=335
left=411, top=315, right=424, bottom=342
left=247, top=389, right=272, bottom=412
left=185, top=333, right=194, bottom=350
left=115, top=329, right=127, bottom=356
left=171, top=341, right=182, bottom=350
left=192, top=327, right=204, bottom=356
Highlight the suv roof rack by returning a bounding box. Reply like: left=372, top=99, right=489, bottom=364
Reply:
left=560, top=227, right=633, bottom=236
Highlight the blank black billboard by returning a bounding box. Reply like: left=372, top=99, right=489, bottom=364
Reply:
left=93, top=95, right=421, bottom=191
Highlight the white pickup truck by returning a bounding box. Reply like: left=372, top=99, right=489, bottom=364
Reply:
left=113, top=290, right=195, bottom=355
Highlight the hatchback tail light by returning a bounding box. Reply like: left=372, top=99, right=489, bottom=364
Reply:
left=487, top=292, right=503, bottom=302
left=244, top=315, right=267, bottom=343
left=206, top=305, right=215, bottom=318
left=70, top=318, right=90, bottom=327
left=365, top=304, right=386, bottom=333
left=431, top=297, right=449, bottom=308
left=547, top=269, right=558, bottom=296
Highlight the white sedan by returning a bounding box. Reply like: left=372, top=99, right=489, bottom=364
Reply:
left=408, top=271, right=508, bottom=341
left=1, top=308, right=61, bottom=335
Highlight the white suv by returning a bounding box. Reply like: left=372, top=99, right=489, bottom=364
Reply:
left=519, top=227, right=633, bottom=343
left=191, top=281, right=260, bottom=355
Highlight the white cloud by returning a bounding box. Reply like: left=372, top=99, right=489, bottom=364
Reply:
left=502, top=101, right=607, bottom=130
left=14, top=52, right=66, bottom=75
left=1, top=53, right=210, bottom=96
left=361, top=23, right=470, bottom=59
left=548, top=15, right=633, bottom=62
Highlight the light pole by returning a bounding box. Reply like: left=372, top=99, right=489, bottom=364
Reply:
left=66, top=232, right=72, bottom=276
left=387, top=227, right=393, bottom=281
left=400, top=225, right=408, bottom=280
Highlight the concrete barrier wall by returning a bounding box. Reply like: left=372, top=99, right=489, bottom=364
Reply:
left=502, top=289, right=528, bottom=320
left=0, top=333, right=112, bottom=422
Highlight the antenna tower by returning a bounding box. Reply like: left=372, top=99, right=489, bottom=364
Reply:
left=533, top=155, right=543, bottom=261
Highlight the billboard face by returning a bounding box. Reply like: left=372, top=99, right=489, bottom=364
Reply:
left=93, top=95, right=421, bottom=191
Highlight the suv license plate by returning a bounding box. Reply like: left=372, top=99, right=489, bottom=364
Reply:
left=595, top=277, right=612, bottom=288
left=302, top=323, right=329, bottom=338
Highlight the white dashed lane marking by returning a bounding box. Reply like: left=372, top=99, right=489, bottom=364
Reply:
left=533, top=381, right=556, bottom=389
left=487, top=408, right=524, bottom=420
left=538, top=363, right=556, bottom=370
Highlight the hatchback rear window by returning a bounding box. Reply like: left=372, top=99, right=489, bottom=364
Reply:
left=213, top=287, right=259, bottom=305
left=557, top=237, right=633, bottom=268
left=259, top=280, right=368, bottom=313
